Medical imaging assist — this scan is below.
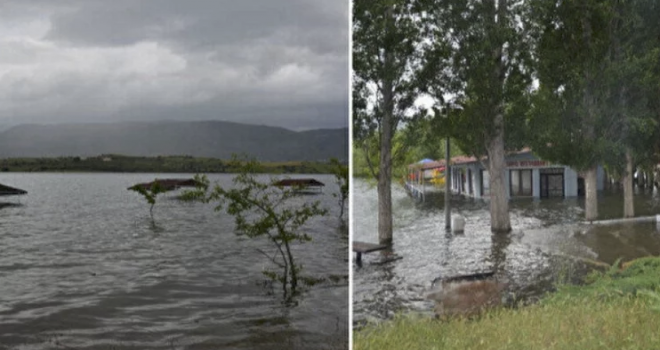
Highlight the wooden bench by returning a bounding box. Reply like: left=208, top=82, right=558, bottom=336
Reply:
left=353, top=241, right=389, bottom=264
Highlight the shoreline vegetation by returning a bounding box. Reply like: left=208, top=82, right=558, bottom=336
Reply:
left=354, top=257, right=660, bottom=350
left=0, top=155, right=345, bottom=174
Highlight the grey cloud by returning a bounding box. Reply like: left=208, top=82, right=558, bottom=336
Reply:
left=45, top=0, right=347, bottom=57
left=0, top=0, right=348, bottom=130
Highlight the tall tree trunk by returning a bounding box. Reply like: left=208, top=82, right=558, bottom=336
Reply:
left=284, top=241, right=297, bottom=294
left=622, top=148, right=634, bottom=217
left=581, top=6, right=599, bottom=222
left=377, top=148, right=393, bottom=245
left=650, top=169, right=655, bottom=190
left=611, top=6, right=633, bottom=218
left=445, top=137, right=451, bottom=231
left=584, top=166, right=598, bottom=221
left=378, top=9, right=394, bottom=245
left=487, top=115, right=511, bottom=233
left=487, top=0, right=511, bottom=234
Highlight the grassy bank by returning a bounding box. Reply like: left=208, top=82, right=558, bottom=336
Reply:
left=354, top=257, right=660, bottom=350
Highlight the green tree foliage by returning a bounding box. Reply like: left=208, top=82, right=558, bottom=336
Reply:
left=419, top=0, right=536, bottom=232
left=352, top=126, right=452, bottom=182
left=529, top=0, right=625, bottom=170
left=329, top=158, right=348, bottom=221
left=182, top=157, right=327, bottom=302
left=420, top=0, right=536, bottom=155
left=618, top=0, right=660, bottom=171
left=398, top=121, right=464, bottom=168
left=128, top=180, right=166, bottom=227
left=528, top=0, right=660, bottom=219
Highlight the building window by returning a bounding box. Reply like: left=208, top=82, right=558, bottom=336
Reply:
left=467, top=168, right=473, bottom=195
left=481, top=169, right=490, bottom=196
left=454, top=168, right=465, bottom=194
left=510, top=169, right=532, bottom=197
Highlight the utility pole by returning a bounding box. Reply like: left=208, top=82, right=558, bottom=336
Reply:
left=445, top=136, right=451, bottom=231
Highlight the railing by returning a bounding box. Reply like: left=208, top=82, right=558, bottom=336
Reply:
left=404, top=181, right=425, bottom=202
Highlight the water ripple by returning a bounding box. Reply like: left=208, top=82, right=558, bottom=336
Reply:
left=0, top=173, right=347, bottom=349
left=353, top=179, right=660, bottom=325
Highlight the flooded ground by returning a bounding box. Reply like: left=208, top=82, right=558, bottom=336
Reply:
left=353, top=179, right=660, bottom=325
left=0, top=173, right=348, bottom=350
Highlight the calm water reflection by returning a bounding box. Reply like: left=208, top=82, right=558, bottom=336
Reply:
left=0, top=173, right=348, bottom=349
left=353, top=179, right=660, bottom=325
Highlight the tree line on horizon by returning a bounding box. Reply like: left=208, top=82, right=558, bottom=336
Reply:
left=0, top=155, right=345, bottom=174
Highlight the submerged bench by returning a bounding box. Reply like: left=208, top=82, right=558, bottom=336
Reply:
left=431, top=271, right=495, bottom=286
left=0, top=183, right=27, bottom=196
left=353, top=241, right=389, bottom=264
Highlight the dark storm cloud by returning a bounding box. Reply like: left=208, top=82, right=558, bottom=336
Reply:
left=0, top=0, right=348, bottom=129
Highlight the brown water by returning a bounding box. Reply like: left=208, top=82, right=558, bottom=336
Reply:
left=0, top=173, right=348, bottom=350
left=352, top=179, right=660, bottom=325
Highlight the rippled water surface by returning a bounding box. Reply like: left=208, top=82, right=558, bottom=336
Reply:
left=0, top=173, right=348, bottom=349
left=353, top=179, right=660, bottom=325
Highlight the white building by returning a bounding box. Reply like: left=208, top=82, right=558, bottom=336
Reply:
left=448, top=150, right=604, bottom=199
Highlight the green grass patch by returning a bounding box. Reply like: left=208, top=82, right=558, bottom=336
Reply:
left=354, top=257, right=660, bottom=350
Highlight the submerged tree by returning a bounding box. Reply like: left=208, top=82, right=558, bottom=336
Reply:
left=529, top=0, right=660, bottom=220
left=353, top=0, right=424, bottom=244
left=420, top=0, right=536, bottom=233
left=612, top=0, right=660, bottom=217
left=183, top=158, right=327, bottom=301
left=129, top=180, right=166, bottom=227
left=329, top=158, right=349, bottom=221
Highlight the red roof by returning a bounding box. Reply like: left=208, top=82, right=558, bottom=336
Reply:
left=410, top=160, right=446, bottom=170
left=451, top=155, right=478, bottom=165
left=408, top=149, right=534, bottom=168
left=409, top=156, right=477, bottom=168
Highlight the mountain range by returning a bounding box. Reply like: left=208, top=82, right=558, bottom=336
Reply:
left=0, top=121, right=348, bottom=162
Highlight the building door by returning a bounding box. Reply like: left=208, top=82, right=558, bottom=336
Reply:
left=577, top=177, right=585, bottom=196
left=540, top=168, right=565, bottom=198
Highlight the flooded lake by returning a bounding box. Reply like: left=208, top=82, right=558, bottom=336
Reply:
left=0, top=173, right=348, bottom=349
left=353, top=178, right=660, bottom=325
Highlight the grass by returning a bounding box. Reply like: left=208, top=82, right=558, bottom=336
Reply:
left=354, top=257, right=660, bottom=350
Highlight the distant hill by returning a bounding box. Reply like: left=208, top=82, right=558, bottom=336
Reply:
left=0, top=121, right=348, bottom=162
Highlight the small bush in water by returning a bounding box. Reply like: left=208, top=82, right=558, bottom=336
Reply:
left=182, top=155, right=327, bottom=302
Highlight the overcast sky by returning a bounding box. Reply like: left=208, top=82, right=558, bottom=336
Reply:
left=0, top=0, right=348, bottom=130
